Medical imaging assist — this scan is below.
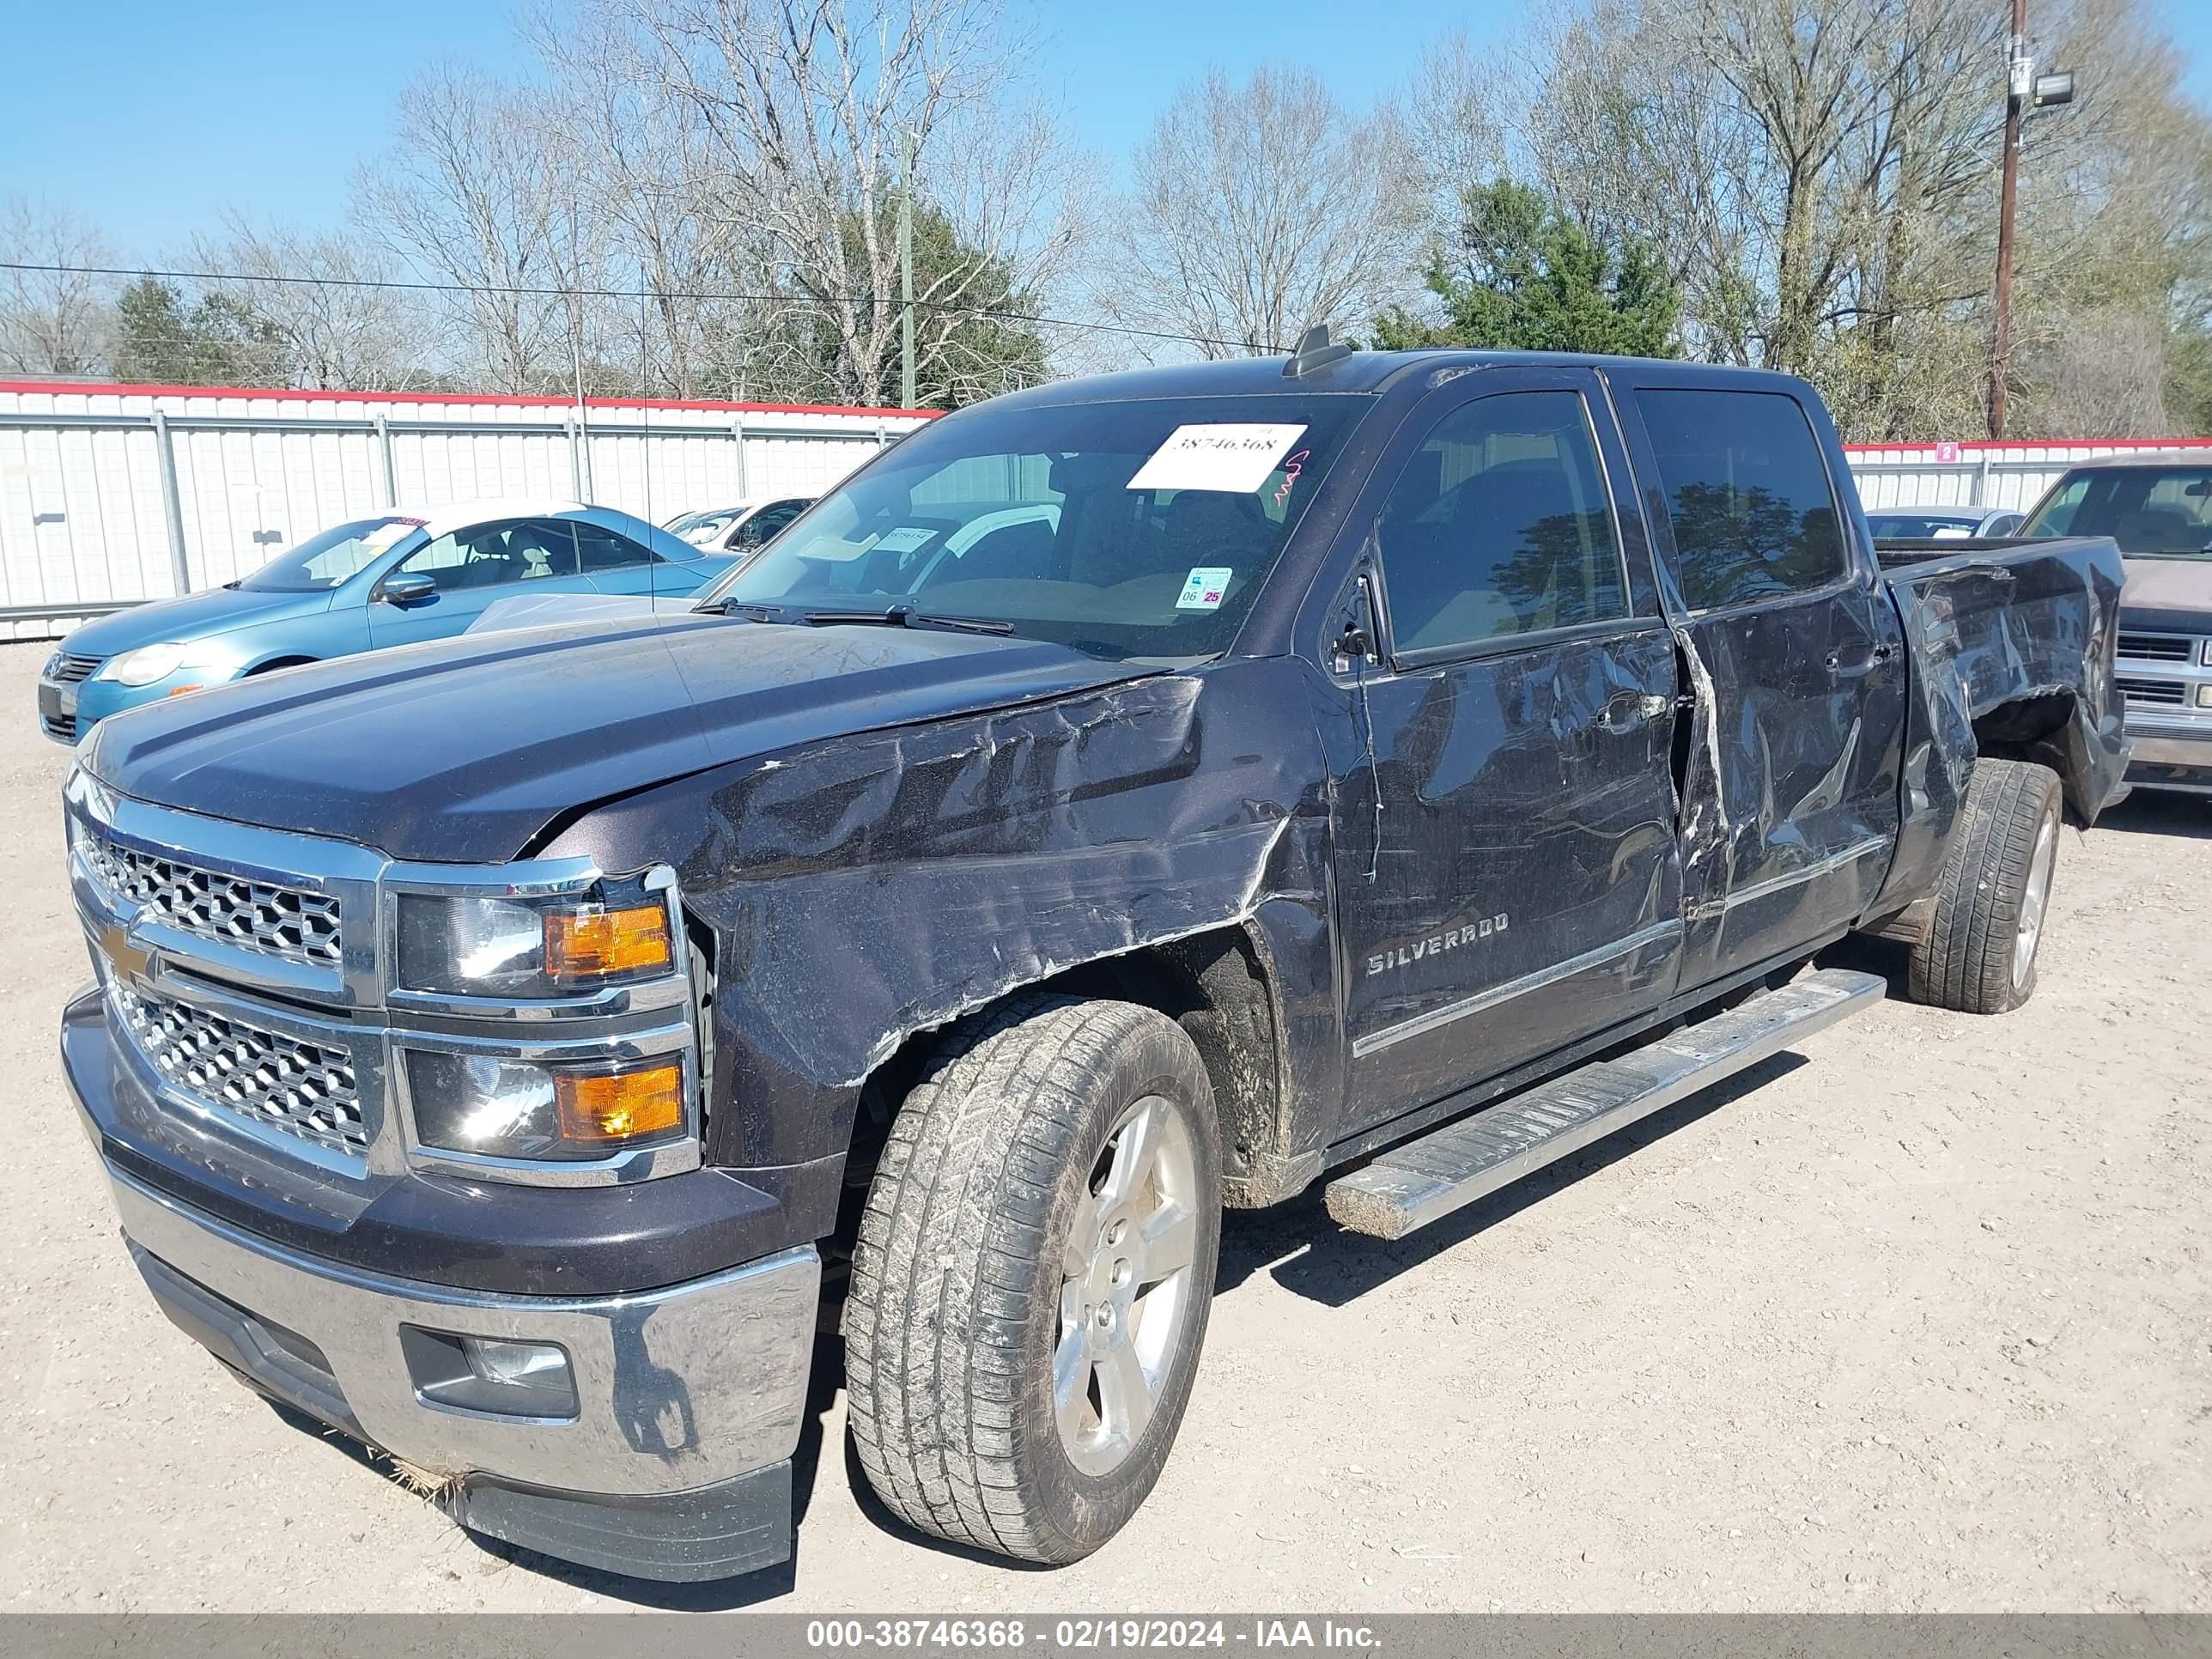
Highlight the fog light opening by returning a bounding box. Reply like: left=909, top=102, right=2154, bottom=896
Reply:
left=400, top=1326, right=580, bottom=1420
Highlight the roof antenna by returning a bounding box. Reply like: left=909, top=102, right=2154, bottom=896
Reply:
left=1283, top=324, right=1352, bottom=379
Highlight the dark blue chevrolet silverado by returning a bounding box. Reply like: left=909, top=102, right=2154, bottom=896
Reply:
left=58, top=346, right=2126, bottom=1582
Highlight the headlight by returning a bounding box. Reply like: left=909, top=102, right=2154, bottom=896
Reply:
left=97, top=641, right=194, bottom=686
left=406, top=1051, right=688, bottom=1161
left=394, top=878, right=676, bottom=998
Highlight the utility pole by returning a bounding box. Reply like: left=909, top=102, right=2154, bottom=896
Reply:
left=1987, top=0, right=2029, bottom=441
left=899, top=127, right=917, bottom=410
left=1987, top=3, right=2075, bottom=441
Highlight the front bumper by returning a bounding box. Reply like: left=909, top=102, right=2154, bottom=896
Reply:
left=100, top=1164, right=818, bottom=1580
left=97, top=1150, right=823, bottom=1575
left=2123, top=718, right=2212, bottom=795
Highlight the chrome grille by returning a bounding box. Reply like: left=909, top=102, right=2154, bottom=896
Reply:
left=80, top=829, right=342, bottom=967
left=111, top=981, right=366, bottom=1157
left=2116, top=675, right=2187, bottom=707
left=45, top=653, right=100, bottom=684
left=2116, top=632, right=2195, bottom=664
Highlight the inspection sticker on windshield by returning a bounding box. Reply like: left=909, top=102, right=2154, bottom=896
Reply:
left=1128, top=423, right=1308, bottom=494
left=1176, top=567, right=1234, bottom=610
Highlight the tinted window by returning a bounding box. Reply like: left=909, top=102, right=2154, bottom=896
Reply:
left=1376, top=391, right=1626, bottom=654
left=1638, top=390, right=1848, bottom=609
left=708, top=395, right=1364, bottom=661
left=573, top=522, right=658, bottom=573
left=1866, top=513, right=1977, bottom=539
left=732, top=501, right=806, bottom=548
left=2022, top=466, right=2212, bottom=557
left=392, top=519, right=580, bottom=593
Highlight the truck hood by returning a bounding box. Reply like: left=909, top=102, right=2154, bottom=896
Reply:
left=2119, top=556, right=2212, bottom=637
left=81, top=614, right=1158, bottom=862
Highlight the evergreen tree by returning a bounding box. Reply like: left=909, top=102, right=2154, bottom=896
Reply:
left=1376, top=180, right=1680, bottom=359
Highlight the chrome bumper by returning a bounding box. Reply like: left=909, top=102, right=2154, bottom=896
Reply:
left=105, top=1164, right=818, bottom=1578
left=2124, top=714, right=2212, bottom=792
left=2127, top=730, right=2212, bottom=769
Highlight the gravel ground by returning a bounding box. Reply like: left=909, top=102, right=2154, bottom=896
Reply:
left=0, top=637, right=2204, bottom=1614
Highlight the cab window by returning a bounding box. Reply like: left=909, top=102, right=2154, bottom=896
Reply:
left=1376, top=391, right=1628, bottom=656
left=1637, top=390, right=1850, bottom=610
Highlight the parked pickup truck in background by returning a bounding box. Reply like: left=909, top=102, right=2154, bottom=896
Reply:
left=58, top=343, right=2126, bottom=1583
left=2017, top=451, right=2212, bottom=798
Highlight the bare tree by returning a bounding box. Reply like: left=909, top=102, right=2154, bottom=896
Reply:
left=608, top=0, right=1080, bottom=406
left=0, top=198, right=113, bottom=376
left=1508, top=0, right=2212, bottom=438
left=189, top=215, right=435, bottom=390
left=356, top=61, right=599, bottom=393
left=1099, top=67, right=1422, bottom=359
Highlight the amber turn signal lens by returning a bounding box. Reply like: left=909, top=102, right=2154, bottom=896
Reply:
left=554, top=1064, right=684, bottom=1145
left=543, top=902, right=672, bottom=982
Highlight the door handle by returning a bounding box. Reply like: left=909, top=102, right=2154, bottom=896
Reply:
left=1826, top=640, right=1899, bottom=675
left=1601, top=691, right=1670, bottom=734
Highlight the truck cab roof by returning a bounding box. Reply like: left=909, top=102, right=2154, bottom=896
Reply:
left=982, top=349, right=1820, bottom=411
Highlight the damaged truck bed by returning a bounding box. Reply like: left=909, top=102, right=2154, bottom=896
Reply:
left=60, top=346, right=2125, bottom=1583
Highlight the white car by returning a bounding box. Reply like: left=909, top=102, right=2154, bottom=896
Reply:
left=662, top=498, right=816, bottom=552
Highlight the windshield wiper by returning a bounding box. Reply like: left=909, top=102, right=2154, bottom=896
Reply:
left=799, top=605, right=1017, bottom=636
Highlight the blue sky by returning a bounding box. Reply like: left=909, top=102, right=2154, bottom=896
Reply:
left=3, top=0, right=2208, bottom=256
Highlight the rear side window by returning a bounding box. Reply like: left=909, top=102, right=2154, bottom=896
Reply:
left=572, top=522, right=658, bottom=572
left=1376, top=391, right=1627, bottom=655
left=1638, top=390, right=1849, bottom=610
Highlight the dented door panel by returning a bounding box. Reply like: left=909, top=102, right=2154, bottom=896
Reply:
left=1668, top=592, right=1907, bottom=982
left=1328, top=624, right=1684, bottom=1133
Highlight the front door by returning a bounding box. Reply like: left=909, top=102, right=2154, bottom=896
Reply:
left=1614, top=380, right=1905, bottom=986
left=1330, top=374, right=1686, bottom=1135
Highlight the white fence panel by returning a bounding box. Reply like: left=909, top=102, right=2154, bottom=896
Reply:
left=1844, top=438, right=2212, bottom=515
left=0, top=380, right=932, bottom=641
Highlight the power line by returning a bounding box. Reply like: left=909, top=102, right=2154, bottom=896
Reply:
left=0, top=260, right=1278, bottom=356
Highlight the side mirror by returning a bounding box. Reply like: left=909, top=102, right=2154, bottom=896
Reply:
left=377, top=571, right=438, bottom=607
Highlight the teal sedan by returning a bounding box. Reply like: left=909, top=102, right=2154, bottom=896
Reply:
left=38, top=499, right=734, bottom=742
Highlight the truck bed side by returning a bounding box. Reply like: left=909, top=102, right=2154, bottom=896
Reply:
left=1869, top=534, right=2127, bottom=917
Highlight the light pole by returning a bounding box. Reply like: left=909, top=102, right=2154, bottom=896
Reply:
left=1987, top=0, right=2075, bottom=440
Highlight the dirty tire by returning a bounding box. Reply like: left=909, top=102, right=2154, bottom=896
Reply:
left=843, top=994, right=1221, bottom=1565
left=1909, top=757, right=2063, bottom=1014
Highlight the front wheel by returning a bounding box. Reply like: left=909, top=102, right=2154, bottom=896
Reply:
left=843, top=994, right=1220, bottom=1565
left=1909, top=757, right=2063, bottom=1014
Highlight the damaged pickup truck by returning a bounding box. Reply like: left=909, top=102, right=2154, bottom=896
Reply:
left=59, top=344, right=2127, bottom=1583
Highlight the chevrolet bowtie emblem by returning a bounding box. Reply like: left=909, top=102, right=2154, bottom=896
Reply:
left=100, top=920, right=154, bottom=981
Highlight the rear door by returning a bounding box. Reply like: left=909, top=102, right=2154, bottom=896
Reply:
left=1613, top=380, right=1906, bottom=987
left=1328, top=371, right=1686, bottom=1133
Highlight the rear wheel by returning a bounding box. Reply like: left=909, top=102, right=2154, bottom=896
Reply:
left=843, top=994, right=1220, bottom=1565
left=1909, top=757, right=2063, bottom=1014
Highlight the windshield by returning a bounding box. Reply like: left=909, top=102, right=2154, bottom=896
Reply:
left=701, top=394, right=1369, bottom=659
left=2023, top=467, right=2212, bottom=557
left=240, top=516, right=427, bottom=592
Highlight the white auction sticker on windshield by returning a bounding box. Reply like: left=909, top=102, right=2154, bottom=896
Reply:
left=1128, top=423, right=1308, bottom=494
left=1176, top=567, right=1234, bottom=610
left=359, top=520, right=422, bottom=554
left=869, top=526, right=934, bottom=554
